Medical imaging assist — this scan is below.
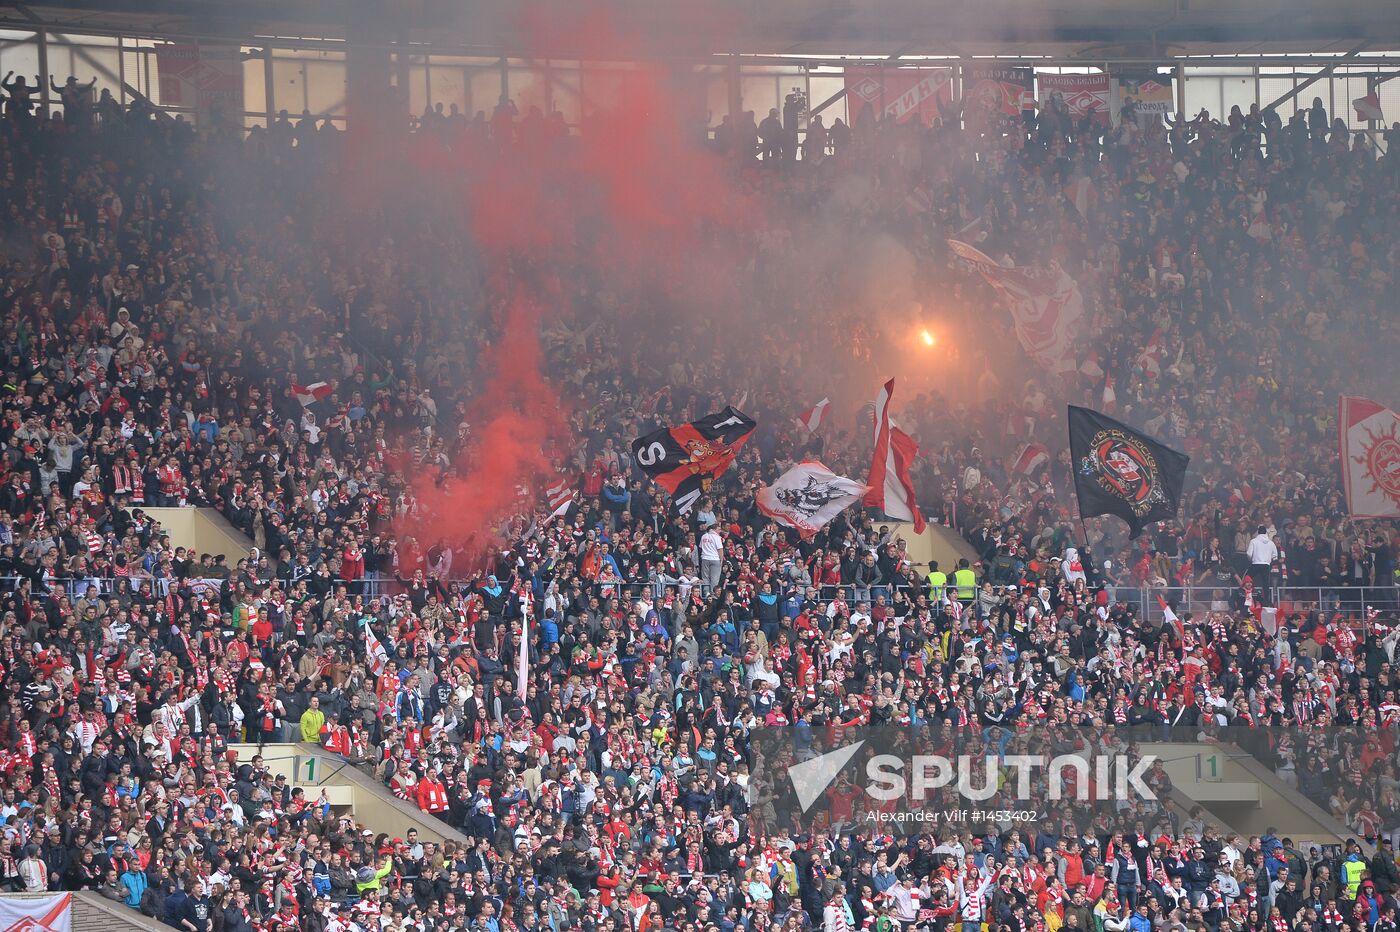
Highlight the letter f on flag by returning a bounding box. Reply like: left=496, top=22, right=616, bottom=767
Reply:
left=788, top=740, right=865, bottom=812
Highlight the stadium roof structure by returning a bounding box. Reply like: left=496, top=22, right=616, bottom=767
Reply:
left=9, top=0, right=1400, bottom=62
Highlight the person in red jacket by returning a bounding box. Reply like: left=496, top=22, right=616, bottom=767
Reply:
left=416, top=770, right=449, bottom=814
left=341, top=541, right=365, bottom=589
left=322, top=714, right=352, bottom=756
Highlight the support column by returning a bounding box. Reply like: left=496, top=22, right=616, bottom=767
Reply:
left=727, top=53, right=741, bottom=124
left=262, top=49, right=275, bottom=123
left=37, top=28, right=50, bottom=115
left=346, top=7, right=399, bottom=141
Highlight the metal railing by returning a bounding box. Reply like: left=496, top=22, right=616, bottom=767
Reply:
left=7, top=574, right=1392, bottom=629
left=1147, top=585, right=1399, bottom=621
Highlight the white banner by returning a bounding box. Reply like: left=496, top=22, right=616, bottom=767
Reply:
left=949, top=240, right=1086, bottom=373
left=1340, top=395, right=1400, bottom=518
left=758, top=460, right=869, bottom=536
left=0, top=893, right=74, bottom=932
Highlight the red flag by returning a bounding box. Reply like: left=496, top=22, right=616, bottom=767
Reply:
left=291, top=381, right=333, bottom=407
left=863, top=378, right=926, bottom=533
left=797, top=397, right=831, bottom=434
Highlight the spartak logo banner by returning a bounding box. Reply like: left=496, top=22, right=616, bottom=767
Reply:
left=1340, top=395, right=1400, bottom=518
left=948, top=240, right=1086, bottom=373
left=0, top=893, right=72, bottom=932
left=1114, top=70, right=1174, bottom=116
left=1039, top=73, right=1111, bottom=126
left=155, top=44, right=245, bottom=116
left=963, top=65, right=1035, bottom=127
left=844, top=66, right=953, bottom=125
left=1068, top=405, right=1189, bottom=539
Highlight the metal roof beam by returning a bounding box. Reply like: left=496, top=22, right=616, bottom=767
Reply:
left=1264, top=39, right=1370, bottom=109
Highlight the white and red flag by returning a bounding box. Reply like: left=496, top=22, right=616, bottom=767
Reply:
left=0, top=893, right=72, bottom=932
left=1157, top=594, right=1184, bottom=640
left=758, top=460, right=868, bottom=536
left=1102, top=373, right=1118, bottom=412
left=517, top=588, right=532, bottom=696
left=292, top=380, right=333, bottom=407
left=1064, top=176, right=1098, bottom=219
left=948, top=240, right=1085, bottom=373
left=544, top=477, right=575, bottom=518
left=1135, top=329, right=1166, bottom=380
left=1354, top=93, right=1384, bottom=123
left=365, top=624, right=389, bottom=677
left=797, top=397, right=831, bottom=434
left=863, top=378, right=926, bottom=533
left=905, top=186, right=933, bottom=215
left=1010, top=442, right=1051, bottom=477
left=1339, top=395, right=1400, bottom=518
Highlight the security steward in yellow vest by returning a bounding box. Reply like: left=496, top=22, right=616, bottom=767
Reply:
left=925, top=561, right=948, bottom=602
left=953, top=558, right=977, bottom=601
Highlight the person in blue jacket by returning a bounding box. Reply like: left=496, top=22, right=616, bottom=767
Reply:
left=120, top=862, right=148, bottom=910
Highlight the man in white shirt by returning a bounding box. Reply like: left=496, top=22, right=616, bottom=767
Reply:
left=888, top=875, right=923, bottom=926
left=699, top=526, right=724, bottom=592
left=1246, top=525, right=1279, bottom=605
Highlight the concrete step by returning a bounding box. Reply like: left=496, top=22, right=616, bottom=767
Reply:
left=231, top=742, right=474, bottom=846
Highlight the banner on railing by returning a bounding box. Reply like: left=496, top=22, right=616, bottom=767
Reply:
left=1340, top=395, right=1400, bottom=519
left=1112, top=69, right=1174, bottom=120
left=1038, top=73, right=1111, bottom=126
left=0, top=893, right=73, bottom=932
left=155, top=43, right=244, bottom=119
left=844, top=66, right=953, bottom=125
left=187, top=577, right=224, bottom=598
left=962, top=65, right=1034, bottom=127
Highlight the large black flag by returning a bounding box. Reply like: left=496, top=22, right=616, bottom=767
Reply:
left=1068, top=405, right=1189, bottom=538
left=631, top=407, right=757, bottom=514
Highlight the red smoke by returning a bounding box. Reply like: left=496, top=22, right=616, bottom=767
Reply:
left=402, top=289, right=566, bottom=553
left=397, top=1, right=751, bottom=564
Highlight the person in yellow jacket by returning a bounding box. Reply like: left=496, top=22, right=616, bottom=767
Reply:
left=299, top=696, right=326, bottom=743
left=356, top=854, right=394, bottom=893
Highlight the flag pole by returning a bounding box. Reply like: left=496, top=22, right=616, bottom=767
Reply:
left=517, top=599, right=530, bottom=696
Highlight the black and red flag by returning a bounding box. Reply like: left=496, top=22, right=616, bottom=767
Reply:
left=1069, top=405, right=1189, bottom=539
left=631, top=407, right=757, bottom=514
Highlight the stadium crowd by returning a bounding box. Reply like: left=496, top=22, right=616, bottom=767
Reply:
left=0, top=61, right=1395, bottom=932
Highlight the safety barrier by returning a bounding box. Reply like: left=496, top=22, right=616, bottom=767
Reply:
left=2, top=575, right=1391, bottom=628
